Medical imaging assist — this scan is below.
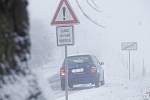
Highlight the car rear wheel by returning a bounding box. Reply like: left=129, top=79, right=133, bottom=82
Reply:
left=95, top=82, right=100, bottom=87
left=101, top=72, right=105, bottom=85
left=68, top=83, right=73, bottom=89
left=61, top=80, right=65, bottom=90
left=101, top=80, right=105, bottom=85
left=95, top=74, right=100, bottom=88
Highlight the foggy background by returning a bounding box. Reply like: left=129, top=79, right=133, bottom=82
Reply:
left=28, top=0, right=150, bottom=78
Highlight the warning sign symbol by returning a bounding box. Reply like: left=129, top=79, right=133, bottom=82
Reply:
left=51, top=0, right=79, bottom=25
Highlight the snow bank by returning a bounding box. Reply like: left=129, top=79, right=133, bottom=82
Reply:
left=0, top=74, right=45, bottom=100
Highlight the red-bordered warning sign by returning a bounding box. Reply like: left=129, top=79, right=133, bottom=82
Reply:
left=51, top=0, right=79, bottom=25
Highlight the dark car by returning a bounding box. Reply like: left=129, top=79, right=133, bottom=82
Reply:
left=60, top=55, right=104, bottom=90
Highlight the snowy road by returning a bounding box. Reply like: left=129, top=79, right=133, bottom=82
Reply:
left=49, top=74, right=148, bottom=100
left=33, top=64, right=150, bottom=100
left=49, top=73, right=150, bottom=100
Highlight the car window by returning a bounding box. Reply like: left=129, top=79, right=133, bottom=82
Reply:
left=64, top=55, right=92, bottom=67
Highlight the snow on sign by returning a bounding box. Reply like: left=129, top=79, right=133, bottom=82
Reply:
left=121, top=42, right=137, bottom=51
left=56, top=26, right=74, bottom=46
left=51, top=0, right=79, bottom=25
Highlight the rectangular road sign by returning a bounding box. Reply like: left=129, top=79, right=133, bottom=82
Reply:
left=56, top=26, right=74, bottom=46
left=121, top=42, right=137, bottom=50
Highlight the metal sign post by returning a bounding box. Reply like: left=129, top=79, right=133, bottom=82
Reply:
left=56, top=26, right=74, bottom=100
left=121, top=42, right=137, bottom=80
left=65, top=45, right=68, bottom=100
left=51, top=0, right=79, bottom=100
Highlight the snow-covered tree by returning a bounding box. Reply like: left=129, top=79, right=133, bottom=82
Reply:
left=0, top=0, right=45, bottom=100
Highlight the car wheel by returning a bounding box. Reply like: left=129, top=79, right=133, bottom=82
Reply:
left=102, top=80, right=105, bottom=85
left=100, top=80, right=105, bottom=85
left=100, top=72, right=105, bottom=85
left=95, top=74, right=100, bottom=88
left=68, top=82, right=73, bottom=89
left=61, top=80, right=65, bottom=90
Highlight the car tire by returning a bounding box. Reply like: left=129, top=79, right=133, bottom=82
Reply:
left=100, top=80, right=105, bottom=85
left=61, top=80, right=65, bottom=90
left=68, top=82, right=73, bottom=89
left=102, top=80, right=105, bottom=85
left=100, top=72, right=105, bottom=85
left=95, top=74, right=100, bottom=88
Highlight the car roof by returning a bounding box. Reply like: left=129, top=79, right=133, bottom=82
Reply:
left=62, top=54, right=95, bottom=65
left=66, top=54, right=93, bottom=58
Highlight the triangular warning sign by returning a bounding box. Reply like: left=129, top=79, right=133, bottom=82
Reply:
left=51, top=0, right=79, bottom=25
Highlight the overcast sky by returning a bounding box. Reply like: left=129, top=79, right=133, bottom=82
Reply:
left=28, top=0, right=150, bottom=72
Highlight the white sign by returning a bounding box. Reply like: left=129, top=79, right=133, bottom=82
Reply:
left=51, top=0, right=79, bottom=25
left=56, top=26, right=74, bottom=46
left=121, top=42, right=137, bottom=50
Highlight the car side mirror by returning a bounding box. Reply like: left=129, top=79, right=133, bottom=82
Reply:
left=99, top=62, right=104, bottom=65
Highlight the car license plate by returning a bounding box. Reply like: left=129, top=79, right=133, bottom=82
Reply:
left=72, top=68, right=84, bottom=73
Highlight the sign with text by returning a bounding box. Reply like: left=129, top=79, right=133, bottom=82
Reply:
left=121, top=42, right=137, bottom=51
left=56, top=26, right=74, bottom=46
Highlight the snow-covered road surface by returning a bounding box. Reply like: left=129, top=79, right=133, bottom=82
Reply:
left=56, top=77, right=150, bottom=100
left=33, top=63, right=150, bottom=100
